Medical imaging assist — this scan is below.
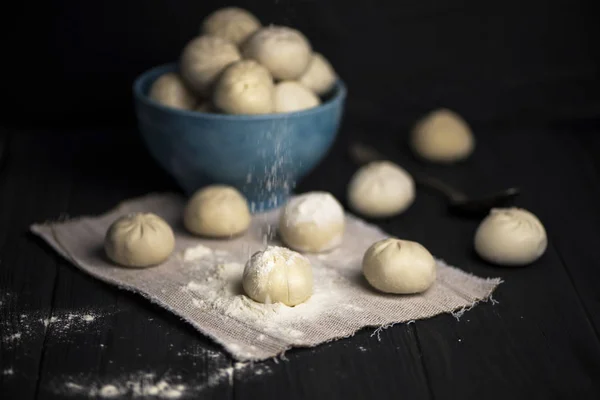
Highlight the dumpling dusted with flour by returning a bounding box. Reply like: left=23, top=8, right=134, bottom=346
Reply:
left=278, top=192, right=345, bottom=253
left=474, top=208, right=547, bottom=266
left=243, top=246, right=313, bottom=306
left=104, top=213, right=175, bottom=268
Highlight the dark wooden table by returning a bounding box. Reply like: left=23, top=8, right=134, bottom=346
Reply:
left=1, top=119, right=600, bottom=399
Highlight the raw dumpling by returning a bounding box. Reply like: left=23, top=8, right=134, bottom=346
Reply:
left=474, top=208, right=547, bottom=266
left=299, top=53, right=337, bottom=96
left=202, top=7, right=261, bottom=45
left=149, top=73, right=196, bottom=110
left=274, top=81, right=320, bottom=113
left=105, top=213, right=175, bottom=268
left=180, top=35, right=241, bottom=96
left=411, top=108, right=475, bottom=163
left=348, top=161, right=415, bottom=218
left=213, top=60, right=275, bottom=115
left=362, top=238, right=436, bottom=294
left=242, top=26, right=312, bottom=80
left=184, top=185, right=251, bottom=237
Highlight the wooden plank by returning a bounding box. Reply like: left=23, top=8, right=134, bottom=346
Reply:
left=4, top=125, right=600, bottom=399
left=0, top=131, right=71, bottom=400
left=267, top=133, right=433, bottom=400
left=328, top=120, right=600, bottom=398
left=232, top=326, right=432, bottom=400
left=29, top=130, right=233, bottom=399
left=483, top=127, right=600, bottom=338
left=26, top=129, right=433, bottom=399
left=562, top=125, right=600, bottom=335
left=410, top=127, right=600, bottom=399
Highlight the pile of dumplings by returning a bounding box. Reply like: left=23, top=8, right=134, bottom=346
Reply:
left=116, top=8, right=547, bottom=312
left=104, top=186, right=438, bottom=308
left=149, top=7, right=337, bottom=115
left=345, top=108, right=477, bottom=222
left=347, top=108, right=547, bottom=267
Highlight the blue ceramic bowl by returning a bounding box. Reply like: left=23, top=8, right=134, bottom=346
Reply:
left=133, top=63, right=347, bottom=212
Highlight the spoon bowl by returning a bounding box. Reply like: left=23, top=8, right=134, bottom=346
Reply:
left=448, top=187, right=520, bottom=217
left=348, top=142, right=520, bottom=217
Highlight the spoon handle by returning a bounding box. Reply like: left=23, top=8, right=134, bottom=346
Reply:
left=348, top=142, right=467, bottom=203
left=348, top=142, right=387, bottom=164
left=412, top=174, right=467, bottom=203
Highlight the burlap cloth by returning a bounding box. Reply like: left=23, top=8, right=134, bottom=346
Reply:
left=31, top=193, right=501, bottom=361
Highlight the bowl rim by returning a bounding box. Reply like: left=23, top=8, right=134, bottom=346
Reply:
left=133, top=62, right=347, bottom=120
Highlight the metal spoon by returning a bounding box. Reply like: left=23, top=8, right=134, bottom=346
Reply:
left=348, top=142, right=520, bottom=217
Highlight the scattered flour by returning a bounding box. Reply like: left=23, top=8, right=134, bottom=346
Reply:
left=40, top=311, right=106, bottom=335
left=342, top=303, right=364, bottom=312
left=179, top=247, right=237, bottom=278
left=186, top=281, right=204, bottom=293
left=215, top=262, right=244, bottom=282
left=181, top=245, right=213, bottom=262
left=1, top=308, right=111, bottom=348
left=191, top=298, right=204, bottom=308
left=175, top=346, right=229, bottom=363
left=207, top=362, right=272, bottom=387
left=99, top=385, right=120, bottom=398
left=55, top=363, right=272, bottom=398
left=59, top=373, right=186, bottom=399
left=65, top=382, right=85, bottom=390
left=5, top=333, right=21, bottom=342
left=42, top=316, right=59, bottom=327
left=183, top=255, right=347, bottom=341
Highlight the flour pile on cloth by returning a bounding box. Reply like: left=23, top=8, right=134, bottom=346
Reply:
left=31, top=193, right=501, bottom=361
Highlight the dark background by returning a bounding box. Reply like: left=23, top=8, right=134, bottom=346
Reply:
left=2, top=2, right=600, bottom=399
left=3, top=0, right=600, bottom=129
